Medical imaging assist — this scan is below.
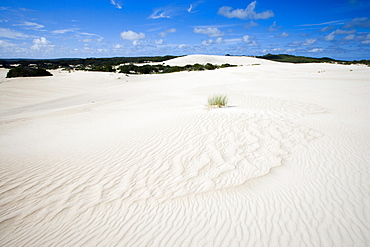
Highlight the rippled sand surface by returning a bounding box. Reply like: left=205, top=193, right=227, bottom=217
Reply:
left=1, top=55, right=369, bottom=246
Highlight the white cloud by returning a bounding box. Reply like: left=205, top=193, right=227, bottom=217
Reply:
left=267, top=21, right=280, bottom=32
left=288, top=41, right=301, bottom=47
left=193, top=27, right=224, bottom=37
left=178, top=44, right=186, bottom=48
left=244, top=21, right=259, bottom=28
left=202, top=39, right=213, bottom=46
left=308, top=48, right=323, bottom=52
left=299, top=20, right=345, bottom=27
left=31, top=37, right=54, bottom=50
left=51, top=28, right=79, bottom=34
left=110, top=0, right=122, bottom=9
left=243, top=35, right=251, bottom=43
left=215, top=37, right=223, bottom=44
left=120, top=30, right=146, bottom=40
left=160, top=28, right=176, bottom=37
left=0, top=28, right=28, bottom=39
left=272, top=48, right=282, bottom=52
left=343, top=17, right=370, bottom=29
left=286, top=48, right=295, bottom=52
left=334, top=29, right=356, bottom=35
left=218, top=1, right=274, bottom=20
left=149, top=8, right=172, bottom=19
left=224, top=38, right=242, bottom=44
left=0, top=40, right=15, bottom=48
left=344, top=34, right=355, bottom=40
left=155, top=39, right=164, bottom=45
left=202, top=38, right=223, bottom=46
left=303, top=38, right=316, bottom=45
left=82, top=39, right=93, bottom=42
left=320, top=26, right=336, bottom=32
left=324, top=32, right=335, bottom=41
left=361, top=34, right=370, bottom=44
left=113, top=44, right=123, bottom=49
left=132, top=40, right=139, bottom=46
left=187, top=4, right=194, bottom=13
left=276, top=32, right=289, bottom=38
left=14, top=21, right=44, bottom=30
left=242, top=35, right=259, bottom=46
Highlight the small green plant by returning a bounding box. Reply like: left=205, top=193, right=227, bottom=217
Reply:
left=207, top=95, right=228, bottom=108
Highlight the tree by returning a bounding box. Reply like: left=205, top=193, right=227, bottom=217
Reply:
left=6, top=67, right=53, bottom=78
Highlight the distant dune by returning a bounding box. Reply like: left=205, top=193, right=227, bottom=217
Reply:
left=0, top=55, right=369, bottom=246
left=161, top=54, right=276, bottom=66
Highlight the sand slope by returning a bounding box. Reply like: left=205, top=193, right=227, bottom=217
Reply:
left=0, top=56, right=369, bottom=246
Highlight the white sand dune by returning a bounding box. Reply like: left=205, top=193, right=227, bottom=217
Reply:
left=0, top=55, right=369, bottom=246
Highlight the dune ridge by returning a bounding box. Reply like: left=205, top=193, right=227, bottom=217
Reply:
left=0, top=55, right=369, bottom=246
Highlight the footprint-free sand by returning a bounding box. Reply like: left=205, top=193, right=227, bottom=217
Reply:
left=0, top=55, right=369, bottom=246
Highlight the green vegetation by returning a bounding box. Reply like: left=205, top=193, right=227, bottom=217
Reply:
left=256, top=53, right=370, bottom=65
left=6, top=67, right=53, bottom=78
left=0, top=56, right=179, bottom=71
left=207, top=95, right=228, bottom=108
left=118, top=63, right=236, bottom=74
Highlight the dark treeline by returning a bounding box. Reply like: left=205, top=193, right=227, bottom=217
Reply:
left=257, top=53, right=370, bottom=65
left=0, top=56, right=179, bottom=71
left=118, top=63, right=236, bottom=74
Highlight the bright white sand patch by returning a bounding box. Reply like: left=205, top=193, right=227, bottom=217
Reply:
left=0, top=56, right=369, bottom=246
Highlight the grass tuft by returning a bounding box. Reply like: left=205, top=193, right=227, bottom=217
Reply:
left=207, top=95, right=228, bottom=108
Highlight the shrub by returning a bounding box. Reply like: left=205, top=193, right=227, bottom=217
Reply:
left=6, top=67, right=52, bottom=78
left=207, top=95, right=228, bottom=108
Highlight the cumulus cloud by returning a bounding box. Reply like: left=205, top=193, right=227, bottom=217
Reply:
left=242, top=35, right=259, bottom=46
left=178, top=44, right=186, bottom=48
left=193, top=27, right=224, bottom=37
left=120, top=30, right=146, bottom=40
left=218, top=1, right=274, bottom=20
left=0, top=28, right=28, bottom=39
left=160, top=28, right=176, bottom=37
left=110, top=0, right=122, bottom=9
left=202, top=37, right=223, bottom=46
left=343, top=17, right=370, bottom=29
left=303, top=38, right=316, bottom=45
left=243, top=35, right=252, bottom=43
left=31, top=37, right=54, bottom=50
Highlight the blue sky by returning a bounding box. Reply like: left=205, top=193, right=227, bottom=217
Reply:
left=1, top=0, right=370, bottom=60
